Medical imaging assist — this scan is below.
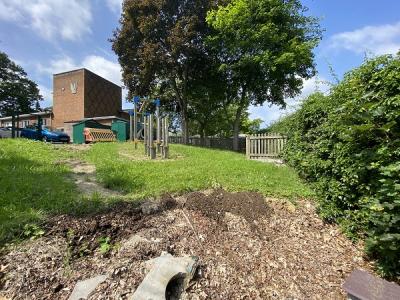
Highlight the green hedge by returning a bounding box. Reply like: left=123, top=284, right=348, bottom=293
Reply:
left=279, top=54, right=400, bottom=278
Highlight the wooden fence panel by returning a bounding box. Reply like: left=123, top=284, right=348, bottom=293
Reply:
left=246, top=133, right=286, bottom=159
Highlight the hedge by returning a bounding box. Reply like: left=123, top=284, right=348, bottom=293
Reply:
left=277, top=54, right=400, bottom=278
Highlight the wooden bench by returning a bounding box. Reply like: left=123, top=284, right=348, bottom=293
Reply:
left=343, top=269, right=400, bottom=300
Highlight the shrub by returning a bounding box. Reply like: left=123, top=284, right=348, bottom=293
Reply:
left=280, top=54, right=400, bottom=278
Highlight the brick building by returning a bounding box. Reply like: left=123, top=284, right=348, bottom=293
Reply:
left=0, top=68, right=128, bottom=136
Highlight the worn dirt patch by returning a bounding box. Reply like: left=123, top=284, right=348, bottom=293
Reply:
left=1, top=191, right=374, bottom=299
left=61, top=160, right=122, bottom=197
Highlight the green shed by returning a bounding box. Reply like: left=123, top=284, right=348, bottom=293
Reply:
left=72, top=120, right=111, bottom=144
left=111, top=119, right=129, bottom=142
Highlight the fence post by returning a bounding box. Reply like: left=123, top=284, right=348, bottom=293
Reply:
left=246, top=135, right=250, bottom=159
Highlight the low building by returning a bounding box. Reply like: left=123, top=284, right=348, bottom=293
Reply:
left=0, top=68, right=129, bottom=139
left=0, top=111, right=53, bottom=129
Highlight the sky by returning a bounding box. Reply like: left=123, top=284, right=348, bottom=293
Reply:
left=0, top=0, right=399, bottom=126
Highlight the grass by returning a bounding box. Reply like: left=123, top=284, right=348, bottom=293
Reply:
left=84, top=142, right=313, bottom=199
left=0, top=139, right=109, bottom=244
left=0, top=139, right=313, bottom=245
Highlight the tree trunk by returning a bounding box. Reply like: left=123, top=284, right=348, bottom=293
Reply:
left=199, top=123, right=206, bottom=146
left=181, top=103, right=189, bottom=145
left=232, top=89, right=247, bottom=151
left=171, top=76, right=190, bottom=145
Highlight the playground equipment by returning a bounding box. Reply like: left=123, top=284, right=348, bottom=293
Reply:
left=129, top=96, right=170, bottom=159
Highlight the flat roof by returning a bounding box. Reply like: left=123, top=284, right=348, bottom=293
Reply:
left=64, top=116, right=127, bottom=123
left=0, top=111, right=52, bottom=121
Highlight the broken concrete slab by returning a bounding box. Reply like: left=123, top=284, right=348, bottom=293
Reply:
left=123, top=234, right=150, bottom=248
left=69, top=275, right=107, bottom=300
left=131, top=252, right=198, bottom=300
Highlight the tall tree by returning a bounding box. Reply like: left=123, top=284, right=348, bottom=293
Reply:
left=207, top=0, right=321, bottom=150
left=111, top=0, right=216, bottom=144
left=0, top=51, right=42, bottom=117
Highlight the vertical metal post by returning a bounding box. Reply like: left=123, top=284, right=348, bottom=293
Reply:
left=144, top=115, right=148, bottom=155
left=130, top=112, right=133, bottom=141
left=164, top=116, right=169, bottom=159
left=149, top=114, right=156, bottom=159
left=161, top=117, right=165, bottom=158
left=134, top=98, right=138, bottom=149
left=156, top=105, right=161, bottom=153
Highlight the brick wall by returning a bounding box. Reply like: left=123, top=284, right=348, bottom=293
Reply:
left=53, top=70, right=85, bottom=129
left=84, top=70, right=122, bottom=119
left=52, top=69, right=122, bottom=130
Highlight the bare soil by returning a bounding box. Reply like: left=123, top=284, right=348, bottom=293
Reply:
left=0, top=191, right=373, bottom=300
left=61, top=159, right=123, bottom=197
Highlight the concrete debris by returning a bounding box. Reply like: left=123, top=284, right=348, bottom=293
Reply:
left=69, top=275, right=107, bottom=300
left=140, top=201, right=161, bottom=215
left=131, top=252, right=198, bottom=300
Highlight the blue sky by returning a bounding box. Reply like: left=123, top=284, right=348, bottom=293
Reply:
left=0, top=0, right=399, bottom=125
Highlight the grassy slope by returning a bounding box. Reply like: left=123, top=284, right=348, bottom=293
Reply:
left=0, top=140, right=105, bottom=244
left=0, top=139, right=313, bottom=244
left=85, top=143, right=313, bottom=199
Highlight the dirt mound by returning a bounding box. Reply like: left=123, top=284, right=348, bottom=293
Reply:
left=1, top=191, right=374, bottom=300
left=45, top=203, right=144, bottom=259
left=186, top=189, right=270, bottom=228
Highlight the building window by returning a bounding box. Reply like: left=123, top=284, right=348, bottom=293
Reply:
left=43, top=118, right=47, bottom=126
left=23, top=120, right=29, bottom=128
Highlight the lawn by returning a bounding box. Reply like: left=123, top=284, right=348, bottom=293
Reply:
left=0, top=139, right=313, bottom=245
left=84, top=142, right=313, bottom=199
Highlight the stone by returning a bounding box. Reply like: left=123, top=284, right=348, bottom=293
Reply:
left=131, top=252, right=199, bottom=300
left=141, top=201, right=161, bottom=215
left=69, top=275, right=107, bottom=300
left=123, top=234, right=150, bottom=248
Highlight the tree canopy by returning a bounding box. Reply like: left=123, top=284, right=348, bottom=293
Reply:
left=0, top=51, right=42, bottom=117
left=111, top=0, right=321, bottom=148
left=206, top=0, right=321, bottom=149
left=111, top=0, right=218, bottom=143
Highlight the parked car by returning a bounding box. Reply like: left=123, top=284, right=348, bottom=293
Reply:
left=0, top=127, right=12, bottom=139
left=20, top=126, right=70, bottom=143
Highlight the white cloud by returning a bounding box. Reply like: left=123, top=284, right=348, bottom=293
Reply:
left=105, top=0, right=122, bottom=13
left=82, top=55, right=122, bottom=86
left=329, top=22, right=400, bottom=55
left=249, top=77, right=330, bottom=125
left=0, top=0, right=92, bottom=41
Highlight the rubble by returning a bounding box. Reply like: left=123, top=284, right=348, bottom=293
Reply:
left=69, top=275, right=107, bottom=300
left=132, top=253, right=198, bottom=300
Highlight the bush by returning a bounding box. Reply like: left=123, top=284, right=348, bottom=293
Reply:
left=279, top=54, right=400, bottom=278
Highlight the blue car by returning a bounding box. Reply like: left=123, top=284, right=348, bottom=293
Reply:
left=21, top=126, right=70, bottom=143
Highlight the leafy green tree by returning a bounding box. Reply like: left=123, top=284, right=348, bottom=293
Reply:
left=207, top=0, right=321, bottom=150
left=241, top=116, right=264, bottom=135
left=0, top=51, right=42, bottom=117
left=111, top=0, right=218, bottom=144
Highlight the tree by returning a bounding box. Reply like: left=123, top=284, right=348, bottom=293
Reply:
left=111, top=0, right=217, bottom=144
left=0, top=51, right=42, bottom=117
left=207, top=0, right=321, bottom=150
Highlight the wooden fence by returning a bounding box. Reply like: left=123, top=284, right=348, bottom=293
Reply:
left=246, top=133, right=287, bottom=159
left=169, top=136, right=246, bottom=153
